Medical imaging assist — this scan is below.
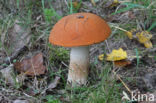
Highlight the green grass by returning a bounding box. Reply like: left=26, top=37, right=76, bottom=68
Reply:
left=67, top=0, right=82, bottom=14
left=44, top=63, right=123, bottom=103
left=48, top=44, right=69, bottom=67
left=85, top=69, right=122, bottom=103
left=112, top=0, right=156, bottom=31
left=41, top=0, right=61, bottom=23
left=135, top=48, right=139, bottom=76
left=0, top=41, right=2, bottom=48
left=65, top=64, right=122, bottom=103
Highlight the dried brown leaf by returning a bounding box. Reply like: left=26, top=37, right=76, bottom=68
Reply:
left=48, top=76, right=60, bottom=89
left=41, top=76, right=60, bottom=94
left=0, top=64, right=16, bottom=85
left=114, top=60, right=131, bottom=67
left=14, top=53, right=46, bottom=76
left=1, top=20, right=31, bottom=57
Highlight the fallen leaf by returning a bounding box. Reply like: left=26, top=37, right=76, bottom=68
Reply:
left=144, top=41, right=153, bottom=48
left=114, top=60, right=131, bottom=67
left=41, top=76, right=60, bottom=94
left=125, top=29, right=153, bottom=48
left=110, top=0, right=120, bottom=7
left=99, top=49, right=140, bottom=62
left=125, top=29, right=137, bottom=39
left=126, top=31, right=133, bottom=39
left=106, top=48, right=127, bottom=61
left=136, top=31, right=153, bottom=48
left=14, top=53, right=46, bottom=76
left=98, top=55, right=131, bottom=67
left=0, top=64, right=18, bottom=85
left=98, top=54, right=104, bottom=61
left=1, top=20, right=31, bottom=59
left=136, top=31, right=152, bottom=43
left=104, top=0, right=120, bottom=8
left=48, top=76, right=60, bottom=89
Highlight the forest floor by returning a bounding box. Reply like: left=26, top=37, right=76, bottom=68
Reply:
left=0, top=0, right=156, bottom=103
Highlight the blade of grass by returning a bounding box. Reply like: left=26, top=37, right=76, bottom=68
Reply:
left=42, top=0, right=61, bottom=21
left=112, top=2, right=145, bottom=15
left=48, top=0, right=62, bottom=20
left=41, top=0, right=45, bottom=10
left=123, top=2, right=145, bottom=8
left=69, top=0, right=73, bottom=14
left=148, top=21, right=156, bottom=31
left=16, top=0, right=20, bottom=9
left=135, top=48, right=139, bottom=83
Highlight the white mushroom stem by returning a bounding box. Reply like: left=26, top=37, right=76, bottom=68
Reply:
left=67, top=46, right=89, bottom=86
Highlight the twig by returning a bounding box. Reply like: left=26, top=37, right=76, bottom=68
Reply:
left=112, top=70, right=132, bottom=94
left=23, top=92, right=34, bottom=98
left=111, top=25, right=128, bottom=32
left=61, top=61, right=69, bottom=68
left=105, top=40, right=111, bottom=53
left=90, top=0, right=96, bottom=6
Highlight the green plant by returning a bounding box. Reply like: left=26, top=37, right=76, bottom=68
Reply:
left=111, top=2, right=145, bottom=15
left=16, top=0, right=20, bottom=9
left=64, top=64, right=122, bottom=103
left=45, top=95, right=61, bottom=103
left=48, top=44, right=69, bottom=65
left=41, top=0, right=61, bottom=23
left=67, top=0, right=82, bottom=14
left=69, top=0, right=73, bottom=14
left=135, top=48, right=140, bottom=86
left=112, top=0, right=156, bottom=31
left=154, top=54, right=156, bottom=61
left=0, top=41, right=2, bottom=48
left=148, top=21, right=156, bottom=31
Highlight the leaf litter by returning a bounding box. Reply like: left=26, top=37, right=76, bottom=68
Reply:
left=14, top=53, right=46, bottom=76
left=1, top=20, right=31, bottom=63
left=0, top=64, right=16, bottom=85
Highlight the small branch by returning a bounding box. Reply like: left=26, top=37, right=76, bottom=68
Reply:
left=112, top=70, right=132, bottom=94
left=111, top=25, right=128, bottom=32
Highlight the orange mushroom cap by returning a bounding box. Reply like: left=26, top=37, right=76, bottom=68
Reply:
left=49, top=13, right=111, bottom=47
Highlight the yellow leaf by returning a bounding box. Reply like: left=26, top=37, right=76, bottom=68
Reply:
left=144, top=41, right=153, bottom=48
left=136, top=31, right=152, bottom=43
left=106, top=48, right=127, bottom=61
left=113, top=0, right=119, bottom=4
left=125, top=29, right=138, bottom=39
left=110, top=0, right=120, bottom=7
left=125, top=29, right=153, bottom=48
left=98, top=54, right=104, bottom=61
left=126, top=31, right=133, bottom=39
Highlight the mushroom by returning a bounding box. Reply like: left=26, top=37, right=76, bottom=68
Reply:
left=49, top=13, right=111, bottom=86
